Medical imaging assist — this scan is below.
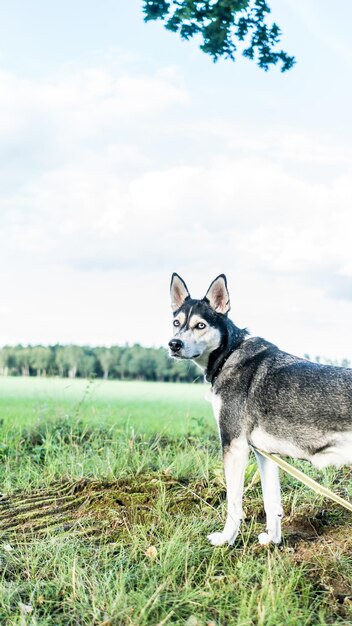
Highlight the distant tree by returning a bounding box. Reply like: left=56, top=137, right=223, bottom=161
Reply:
left=143, top=0, right=295, bottom=71
left=304, top=354, right=351, bottom=369
left=155, top=347, right=171, bottom=381
left=96, top=348, right=115, bottom=380
left=106, top=346, right=124, bottom=379
left=127, top=345, right=157, bottom=381
left=30, top=346, right=51, bottom=377
left=55, top=347, right=66, bottom=377
left=140, top=348, right=159, bottom=381
left=0, top=347, right=17, bottom=376
left=78, top=352, right=97, bottom=378
left=117, top=346, right=135, bottom=380
left=0, top=349, right=6, bottom=376
left=16, top=346, right=31, bottom=376
left=55, top=345, right=85, bottom=378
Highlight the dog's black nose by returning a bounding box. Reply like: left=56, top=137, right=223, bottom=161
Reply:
left=168, top=339, right=184, bottom=352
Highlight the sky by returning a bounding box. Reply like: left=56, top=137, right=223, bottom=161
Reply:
left=0, top=0, right=352, bottom=360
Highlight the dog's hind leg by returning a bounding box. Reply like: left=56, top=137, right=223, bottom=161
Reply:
left=208, top=439, right=249, bottom=546
left=254, top=449, right=283, bottom=545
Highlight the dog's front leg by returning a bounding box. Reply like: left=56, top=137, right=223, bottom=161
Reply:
left=208, top=440, right=249, bottom=546
left=253, top=449, right=283, bottom=545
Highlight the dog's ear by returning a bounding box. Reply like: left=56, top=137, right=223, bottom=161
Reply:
left=170, top=273, right=191, bottom=312
left=203, top=274, right=230, bottom=314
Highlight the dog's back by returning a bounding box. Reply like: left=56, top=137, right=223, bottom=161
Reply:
left=213, top=336, right=352, bottom=468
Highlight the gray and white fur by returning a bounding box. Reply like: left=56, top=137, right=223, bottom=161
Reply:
left=168, top=273, right=352, bottom=546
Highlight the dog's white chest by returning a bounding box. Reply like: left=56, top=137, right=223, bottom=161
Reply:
left=211, top=393, right=222, bottom=425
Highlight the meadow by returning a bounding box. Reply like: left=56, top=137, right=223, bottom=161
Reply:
left=0, top=377, right=351, bottom=625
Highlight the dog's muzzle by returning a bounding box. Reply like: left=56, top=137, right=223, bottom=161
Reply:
left=168, top=339, right=184, bottom=354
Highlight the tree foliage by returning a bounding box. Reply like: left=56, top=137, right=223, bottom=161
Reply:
left=0, top=344, right=201, bottom=382
left=143, top=0, right=295, bottom=71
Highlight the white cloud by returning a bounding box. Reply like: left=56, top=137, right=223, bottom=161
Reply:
left=3, top=125, right=352, bottom=282
left=1, top=60, right=352, bottom=357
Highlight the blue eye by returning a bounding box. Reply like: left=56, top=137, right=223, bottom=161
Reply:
left=173, top=320, right=180, bottom=327
left=196, top=322, right=206, bottom=330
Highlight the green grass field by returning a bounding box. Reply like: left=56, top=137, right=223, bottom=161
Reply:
left=0, top=377, right=351, bottom=625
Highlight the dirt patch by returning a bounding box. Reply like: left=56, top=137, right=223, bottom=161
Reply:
left=283, top=513, right=330, bottom=543
left=281, top=514, right=352, bottom=619
left=0, top=473, right=223, bottom=542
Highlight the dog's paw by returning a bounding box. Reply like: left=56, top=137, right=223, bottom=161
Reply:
left=207, top=532, right=229, bottom=546
left=258, top=531, right=281, bottom=546
left=207, top=532, right=236, bottom=546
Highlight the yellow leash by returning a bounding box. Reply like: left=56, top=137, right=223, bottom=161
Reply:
left=256, top=448, right=352, bottom=513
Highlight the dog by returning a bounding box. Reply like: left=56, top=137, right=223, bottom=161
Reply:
left=168, top=273, right=352, bottom=546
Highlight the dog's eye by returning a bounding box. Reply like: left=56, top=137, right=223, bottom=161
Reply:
left=173, top=320, right=180, bottom=327
left=196, top=322, right=206, bottom=330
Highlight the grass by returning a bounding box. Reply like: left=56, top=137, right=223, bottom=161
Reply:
left=0, top=376, right=351, bottom=625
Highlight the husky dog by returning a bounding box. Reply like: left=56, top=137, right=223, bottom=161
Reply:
left=168, top=273, right=352, bottom=546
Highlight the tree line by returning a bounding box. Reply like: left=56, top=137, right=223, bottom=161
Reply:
left=0, top=344, right=201, bottom=382
left=0, top=345, right=349, bottom=383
